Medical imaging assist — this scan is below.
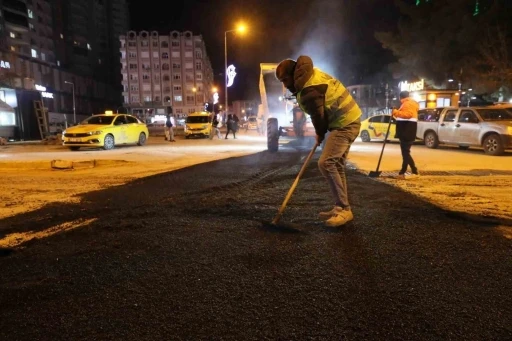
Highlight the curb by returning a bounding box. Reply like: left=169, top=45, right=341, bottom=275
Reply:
left=0, top=159, right=132, bottom=170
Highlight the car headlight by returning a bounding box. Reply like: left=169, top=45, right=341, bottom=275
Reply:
left=62, top=130, right=66, bottom=135
left=88, top=131, right=102, bottom=136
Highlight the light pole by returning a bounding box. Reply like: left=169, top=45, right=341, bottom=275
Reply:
left=64, top=81, right=76, bottom=124
left=224, top=24, right=246, bottom=116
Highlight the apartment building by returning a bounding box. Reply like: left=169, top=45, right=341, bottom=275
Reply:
left=119, top=31, right=215, bottom=121
left=0, top=0, right=129, bottom=140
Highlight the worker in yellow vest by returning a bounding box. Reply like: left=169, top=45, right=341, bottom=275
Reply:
left=276, top=56, right=361, bottom=227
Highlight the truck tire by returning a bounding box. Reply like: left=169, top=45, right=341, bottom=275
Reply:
left=424, top=131, right=439, bottom=149
left=267, top=118, right=279, bottom=152
left=482, top=133, right=504, bottom=156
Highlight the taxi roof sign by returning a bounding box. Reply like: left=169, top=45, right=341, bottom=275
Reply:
left=105, top=110, right=114, bottom=115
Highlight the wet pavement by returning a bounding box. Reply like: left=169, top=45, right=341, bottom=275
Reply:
left=1, top=138, right=511, bottom=340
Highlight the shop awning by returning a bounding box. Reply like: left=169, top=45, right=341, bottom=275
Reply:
left=0, top=99, right=14, bottom=113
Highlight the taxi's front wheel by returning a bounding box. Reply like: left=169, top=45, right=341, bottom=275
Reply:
left=137, top=132, right=146, bottom=146
left=103, top=134, right=115, bottom=150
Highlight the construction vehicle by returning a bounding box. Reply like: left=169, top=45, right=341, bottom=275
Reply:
left=259, top=63, right=315, bottom=152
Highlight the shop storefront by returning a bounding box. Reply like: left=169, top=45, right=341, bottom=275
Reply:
left=0, top=87, right=19, bottom=140
left=399, top=79, right=460, bottom=109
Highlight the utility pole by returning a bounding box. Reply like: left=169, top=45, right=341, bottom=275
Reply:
left=385, top=83, right=389, bottom=115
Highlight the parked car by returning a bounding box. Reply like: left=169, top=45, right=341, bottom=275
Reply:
left=359, top=114, right=397, bottom=142
left=416, top=105, right=512, bottom=155
left=62, top=113, right=149, bottom=150
left=184, top=112, right=213, bottom=139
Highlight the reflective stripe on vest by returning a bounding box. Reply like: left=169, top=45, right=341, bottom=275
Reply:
left=297, top=68, right=361, bottom=129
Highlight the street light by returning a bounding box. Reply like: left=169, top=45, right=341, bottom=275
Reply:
left=64, top=81, right=76, bottom=124
left=224, top=23, right=246, bottom=115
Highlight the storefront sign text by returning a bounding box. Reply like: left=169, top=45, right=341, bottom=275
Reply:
left=0, top=60, right=11, bottom=69
left=35, top=84, right=54, bottom=99
left=399, top=79, right=424, bottom=92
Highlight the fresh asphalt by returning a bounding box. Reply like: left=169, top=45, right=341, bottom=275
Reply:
left=0, top=137, right=511, bottom=340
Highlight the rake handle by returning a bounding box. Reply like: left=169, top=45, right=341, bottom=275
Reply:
left=272, top=143, right=319, bottom=224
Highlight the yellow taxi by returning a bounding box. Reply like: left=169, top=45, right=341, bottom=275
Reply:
left=359, top=114, right=397, bottom=142
left=184, top=111, right=212, bottom=139
left=62, top=112, right=149, bottom=150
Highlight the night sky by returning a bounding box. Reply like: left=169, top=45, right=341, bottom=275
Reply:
left=128, top=0, right=400, bottom=102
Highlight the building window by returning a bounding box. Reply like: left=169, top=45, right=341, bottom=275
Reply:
left=196, top=73, right=202, bottom=80
left=185, top=62, right=193, bottom=70
left=162, top=52, right=169, bottom=59
left=130, top=85, right=138, bottom=91
left=141, top=41, right=148, bottom=47
left=163, top=75, right=170, bottom=81
left=129, top=64, right=137, bottom=69
left=29, top=23, right=35, bottom=32
left=173, top=86, right=182, bottom=91
left=144, top=96, right=151, bottom=102
left=195, top=62, right=202, bottom=70
left=161, top=41, right=168, bottom=48
left=188, top=108, right=195, bottom=114
left=173, top=74, right=181, bottom=80
left=129, top=52, right=136, bottom=58
left=185, top=51, right=192, bottom=58
left=195, top=51, right=202, bottom=59
left=142, top=74, right=149, bottom=80
left=171, top=41, right=179, bottom=47
left=152, top=51, right=159, bottom=58
left=154, top=96, right=160, bottom=102
left=162, top=63, right=169, bottom=70
left=60, top=33, right=64, bottom=39
left=9, top=32, right=15, bottom=38
left=87, top=43, right=91, bottom=50
left=172, top=63, right=181, bottom=69
left=174, top=95, right=182, bottom=102
left=141, top=51, right=149, bottom=58
left=186, top=95, right=194, bottom=102
left=10, top=46, right=15, bottom=51
left=164, top=96, right=171, bottom=102
left=28, top=9, right=33, bottom=18
left=130, top=74, right=138, bottom=81
left=57, top=60, right=60, bottom=66
left=41, top=53, right=46, bottom=61
left=153, top=64, right=159, bottom=70
left=152, top=41, right=158, bottom=47
left=171, top=51, right=180, bottom=58
left=131, top=95, right=139, bottom=102
left=31, top=48, right=37, bottom=58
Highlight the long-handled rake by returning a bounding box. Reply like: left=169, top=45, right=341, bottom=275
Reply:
left=270, top=143, right=319, bottom=225
left=368, top=117, right=394, bottom=178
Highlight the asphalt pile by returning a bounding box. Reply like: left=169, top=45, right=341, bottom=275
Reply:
left=1, top=138, right=511, bottom=340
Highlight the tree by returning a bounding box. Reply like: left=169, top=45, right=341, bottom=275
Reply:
left=375, top=0, right=511, bottom=94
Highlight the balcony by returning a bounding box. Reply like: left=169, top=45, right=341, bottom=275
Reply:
left=3, top=9, right=29, bottom=32
left=2, top=0, right=27, bottom=15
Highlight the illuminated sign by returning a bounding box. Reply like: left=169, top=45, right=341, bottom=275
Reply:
left=0, top=61, right=11, bottom=69
left=399, top=79, right=424, bottom=92
left=213, top=92, right=219, bottom=104
left=35, top=84, right=54, bottom=99
left=226, top=64, right=236, bottom=87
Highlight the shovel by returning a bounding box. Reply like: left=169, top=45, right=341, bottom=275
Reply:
left=368, top=116, right=394, bottom=178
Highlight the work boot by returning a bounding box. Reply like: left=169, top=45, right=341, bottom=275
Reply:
left=318, top=206, right=339, bottom=221
left=325, top=208, right=354, bottom=227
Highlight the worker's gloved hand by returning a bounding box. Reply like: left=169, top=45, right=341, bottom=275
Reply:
left=316, top=134, right=324, bottom=145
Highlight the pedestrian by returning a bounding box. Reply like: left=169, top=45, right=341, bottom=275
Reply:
left=165, top=113, right=175, bottom=142
left=225, top=114, right=236, bottom=139
left=210, top=114, right=222, bottom=139
left=275, top=55, right=362, bottom=227
left=392, top=91, right=419, bottom=179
